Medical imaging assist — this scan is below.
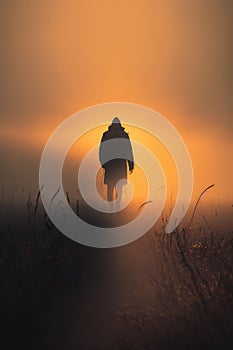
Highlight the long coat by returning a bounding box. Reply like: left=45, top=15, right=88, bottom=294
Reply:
left=99, top=123, right=134, bottom=185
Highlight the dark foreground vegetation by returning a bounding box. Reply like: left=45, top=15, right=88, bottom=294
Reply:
left=120, top=227, right=233, bottom=350
left=0, top=192, right=232, bottom=350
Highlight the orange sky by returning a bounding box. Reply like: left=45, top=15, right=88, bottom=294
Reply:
left=0, top=0, right=233, bottom=207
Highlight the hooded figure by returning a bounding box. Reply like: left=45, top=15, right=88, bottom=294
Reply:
left=99, top=117, right=134, bottom=202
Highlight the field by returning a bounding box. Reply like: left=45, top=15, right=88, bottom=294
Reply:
left=0, top=190, right=232, bottom=350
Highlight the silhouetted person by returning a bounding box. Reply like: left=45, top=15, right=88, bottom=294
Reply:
left=99, top=117, right=134, bottom=203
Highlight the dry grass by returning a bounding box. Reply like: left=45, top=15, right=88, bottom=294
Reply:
left=119, top=223, right=233, bottom=350
left=0, top=189, right=232, bottom=349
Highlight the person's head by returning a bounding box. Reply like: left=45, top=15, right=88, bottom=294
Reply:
left=108, top=116, right=124, bottom=130
left=112, top=116, right=121, bottom=124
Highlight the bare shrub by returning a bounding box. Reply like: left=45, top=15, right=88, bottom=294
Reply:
left=119, top=224, right=233, bottom=350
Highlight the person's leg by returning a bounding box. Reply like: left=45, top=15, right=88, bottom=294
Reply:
left=107, top=184, right=114, bottom=202
left=116, top=182, right=124, bottom=211
left=116, top=184, right=123, bottom=202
